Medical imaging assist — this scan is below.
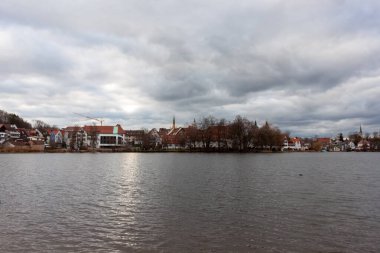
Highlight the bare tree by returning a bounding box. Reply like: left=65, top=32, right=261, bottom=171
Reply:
left=88, top=123, right=99, bottom=150
left=33, top=120, right=53, bottom=141
left=198, top=115, right=216, bottom=150
left=186, top=123, right=199, bottom=150
left=69, top=125, right=81, bottom=151
left=216, top=118, right=228, bottom=150
left=349, top=133, right=362, bottom=146
left=270, top=127, right=284, bottom=151
left=141, top=128, right=156, bottom=151
left=33, top=120, right=52, bottom=130
left=257, top=121, right=284, bottom=151
left=248, top=120, right=260, bottom=149
left=310, top=141, right=323, bottom=151
left=258, top=121, right=270, bottom=150
left=229, top=115, right=252, bottom=151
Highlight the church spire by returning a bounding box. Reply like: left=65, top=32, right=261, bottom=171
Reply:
left=172, top=116, right=176, bottom=129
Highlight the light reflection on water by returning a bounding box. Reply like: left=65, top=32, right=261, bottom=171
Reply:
left=0, top=152, right=380, bottom=252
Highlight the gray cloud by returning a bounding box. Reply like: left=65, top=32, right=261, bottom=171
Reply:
left=1, top=0, right=380, bottom=136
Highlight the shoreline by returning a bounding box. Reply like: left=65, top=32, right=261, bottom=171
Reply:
left=0, top=148, right=377, bottom=154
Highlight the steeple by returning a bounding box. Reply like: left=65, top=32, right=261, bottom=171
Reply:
left=360, top=124, right=363, bottom=136
left=172, top=116, right=176, bottom=129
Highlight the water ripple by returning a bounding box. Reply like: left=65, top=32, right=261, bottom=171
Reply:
left=1, top=153, right=380, bottom=252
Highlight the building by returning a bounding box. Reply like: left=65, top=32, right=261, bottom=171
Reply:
left=47, top=129, right=64, bottom=147
left=25, top=129, right=44, bottom=141
left=316, top=137, right=331, bottom=150
left=165, top=127, right=186, bottom=149
left=0, top=124, right=21, bottom=143
left=148, top=128, right=162, bottom=148
left=63, top=126, right=86, bottom=149
left=125, top=130, right=144, bottom=146
left=356, top=140, right=370, bottom=151
left=282, top=137, right=302, bottom=151
left=84, top=124, right=126, bottom=148
left=161, top=117, right=186, bottom=149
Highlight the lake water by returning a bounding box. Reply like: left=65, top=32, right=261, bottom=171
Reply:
left=0, top=153, right=379, bottom=252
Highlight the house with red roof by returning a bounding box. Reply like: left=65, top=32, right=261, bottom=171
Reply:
left=165, top=127, right=186, bottom=149
left=63, top=124, right=127, bottom=149
left=83, top=124, right=126, bottom=149
left=316, top=137, right=331, bottom=150
left=159, top=117, right=187, bottom=149
left=47, top=129, right=64, bottom=146
left=25, top=129, right=44, bottom=141
left=282, top=137, right=302, bottom=151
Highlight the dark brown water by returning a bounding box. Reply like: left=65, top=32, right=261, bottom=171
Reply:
left=0, top=153, right=379, bottom=252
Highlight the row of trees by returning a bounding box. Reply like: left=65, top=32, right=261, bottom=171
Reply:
left=143, top=115, right=286, bottom=152
left=228, top=115, right=284, bottom=151
left=0, top=109, right=32, bottom=129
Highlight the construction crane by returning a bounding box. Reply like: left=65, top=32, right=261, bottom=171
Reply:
left=74, top=113, right=104, bottom=126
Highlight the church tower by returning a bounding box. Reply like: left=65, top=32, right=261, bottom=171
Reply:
left=172, top=116, right=176, bottom=130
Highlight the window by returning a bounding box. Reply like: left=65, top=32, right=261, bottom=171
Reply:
left=100, top=136, right=116, bottom=144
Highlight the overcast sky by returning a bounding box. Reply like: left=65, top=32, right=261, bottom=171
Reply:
left=1, top=0, right=380, bottom=136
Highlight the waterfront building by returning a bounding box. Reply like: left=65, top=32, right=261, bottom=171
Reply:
left=83, top=124, right=126, bottom=149
left=282, top=137, right=302, bottom=151
left=124, top=130, right=144, bottom=146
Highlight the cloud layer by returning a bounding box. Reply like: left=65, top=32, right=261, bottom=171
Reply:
left=1, top=0, right=380, bottom=136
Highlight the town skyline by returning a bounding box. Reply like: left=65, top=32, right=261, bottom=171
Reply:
left=0, top=108, right=375, bottom=139
left=1, top=1, right=380, bottom=136
left=2, top=109, right=378, bottom=153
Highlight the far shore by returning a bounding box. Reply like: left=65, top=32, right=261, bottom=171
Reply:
left=0, top=147, right=377, bottom=154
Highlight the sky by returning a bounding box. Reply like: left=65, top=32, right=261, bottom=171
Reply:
left=1, top=0, right=380, bottom=136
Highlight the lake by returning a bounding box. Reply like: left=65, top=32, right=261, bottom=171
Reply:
left=0, top=153, right=379, bottom=252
